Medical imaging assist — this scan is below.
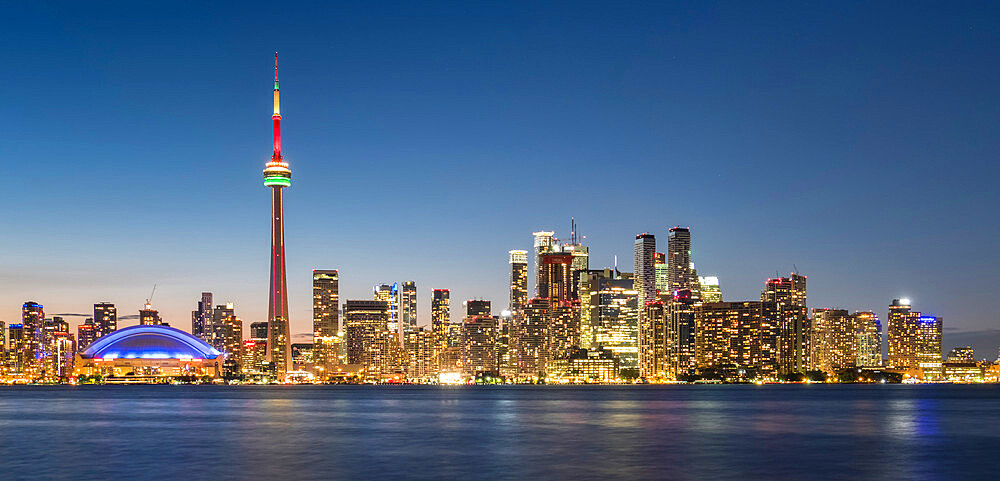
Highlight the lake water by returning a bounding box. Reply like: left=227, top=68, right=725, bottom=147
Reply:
left=0, top=385, right=997, bottom=480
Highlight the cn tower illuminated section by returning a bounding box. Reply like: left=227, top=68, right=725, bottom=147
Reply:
left=264, top=52, right=292, bottom=378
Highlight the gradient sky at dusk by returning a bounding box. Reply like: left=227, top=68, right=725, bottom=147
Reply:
left=3, top=2, right=999, bottom=350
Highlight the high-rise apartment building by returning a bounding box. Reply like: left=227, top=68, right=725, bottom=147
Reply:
left=344, top=300, right=392, bottom=377
left=516, top=298, right=550, bottom=377
left=641, top=300, right=667, bottom=379
left=654, top=252, right=669, bottom=293
left=403, top=327, right=437, bottom=380
left=431, top=289, right=451, bottom=349
left=532, top=231, right=556, bottom=296
left=7, top=324, right=24, bottom=374
left=77, top=318, right=97, bottom=352
left=667, top=227, right=695, bottom=291
left=592, top=273, right=640, bottom=372
left=313, top=270, right=339, bottom=371
left=94, top=302, right=117, bottom=339
left=916, top=315, right=943, bottom=379
left=211, top=303, right=235, bottom=352
left=509, top=250, right=528, bottom=316
left=374, top=283, right=400, bottom=336
left=666, top=289, right=698, bottom=378
left=762, top=274, right=809, bottom=374
left=634, top=233, right=657, bottom=377
left=694, top=301, right=777, bottom=377
left=222, top=315, right=243, bottom=366
left=400, top=281, right=417, bottom=331
left=809, top=308, right=852, bottom=373
left=887, top=299, right=920, bottom=370
left=462, top=307, right=498, bottom=376
left=22, top=301, right=44, bottom=377
left=854, top=311, right=882, bottom=368
left=191, top=293, right=213, bottom=343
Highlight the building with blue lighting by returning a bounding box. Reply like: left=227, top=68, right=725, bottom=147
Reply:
left=74, top=325, right=223, bottom=379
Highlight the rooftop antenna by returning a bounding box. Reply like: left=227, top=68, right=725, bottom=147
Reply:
left=570, top=217, right=578, bottom=245
left=793, top=264, right=799, bottom=275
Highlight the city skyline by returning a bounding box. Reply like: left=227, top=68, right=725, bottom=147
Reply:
left=3, top=2, right=999, bottom=350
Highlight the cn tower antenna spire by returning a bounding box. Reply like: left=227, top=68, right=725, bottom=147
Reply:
left=274, top=51, right=279, bottom=86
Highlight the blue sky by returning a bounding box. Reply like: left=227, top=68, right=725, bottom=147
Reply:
left=2, top=2, right=999, bottom=349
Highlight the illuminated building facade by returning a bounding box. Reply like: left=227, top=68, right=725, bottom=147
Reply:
left=191, top=293, right=213, bottom=345
left=532, top=231, right=556, bottom=296
left=7, top=324, right=24, bottom=374
left=634, top=233, right=657, bottom=377
left=139, top=302, right=162, bottom=326
left=641, top=300, right=667, bottom=378
left=263, top=53, right=293, bottom=379
left=809, top=308, right=852, bottom=374
left=403, top=327, right=437, bottom=380
left=400, top=281, right=417, bottom=331
left=313, top=270, right=339, bottom=371
left=667, top=289, right=697, bottom=378
left=509, top=250, right=528, bottom=317
left=654, top=252, right=668, bottom=292
left=374, top=283, right=401, bottom=336
left=462, top=312, right=498, bottom=376
left=548, top=347, right=620, bottom=382
left=667, top=227, right=696, bottom=291
left=22, top=301, right=44, bottom=377
left=77, top=318, right=97, bottom=352
left=698, top=276, right=722, bottom=303
left=75, top=325, right=223, bottom=379
left=695, top=301, right=777, bottom=377
left=210, top=303, right=234, bottom=352
left=516, top=298, right=549, bottom=377
left=593, top=274, right=639, bottom=372
left=344, top=300, right=395, bottom=377
left=854, top=311, right=882, bottom=368
left=431, top=289, right=451, bottom=349
left=93, top=302, right=117, bottom=339
left=916, top=315, right=943, bottom=380
left=222, top=314, right=243, bottom=370
left=762, top=274, right=809, bottom=374
left=887, top=299, right=920, bottom=370
left=538, top=252, right=579, bottom=360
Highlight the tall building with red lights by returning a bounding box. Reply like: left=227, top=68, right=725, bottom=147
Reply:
left=263, top=53, right=293, bottom=378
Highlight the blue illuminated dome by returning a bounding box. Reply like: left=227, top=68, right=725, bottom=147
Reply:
left=80, top=325, right=222, bottom=360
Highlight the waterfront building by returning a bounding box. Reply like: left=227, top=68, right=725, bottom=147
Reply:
left=916, top=315, right=943, bottom=380
left=666, top=289, right=697, bottom=378
left=93, top=302, right=117, bottom=339
left=242, top=340, right=267, bottom=376
left=400, top=281, right=417, bottom=331
left=312, top=270, right=339, bottom=371
left=699, top=276, right=722, bottom=303
left=548, top=347, right=621, bottom=382
left=22, top=301, right=44, bottom=377
left=641, top=300, right=667, bottom=379
left=591, top=273, right=640, bottom=374
left=462, top=314, right=498, bottom=376
left=762, top=274, right=809, bottom=374
left=634, top=233, right=657, bottom=377
left=403, top=327, right=437, bottom=380
left=263, top=54, right=294, bottom=379
left=191, top=293, right=213, bottom=344
left=75, top=325, right=223, bottom=380
left=344, top=300, right=395, bottom=378
left=538, top=252, right=580, bottom=360
left=0, top=320, right=4, bottom=370
left=854, top=311, right=882, bottom=368
left=7, top=324, right=24, bottom=374
left=694, top=301, right=777, bottom=377
left=516, top=298, right=550, bottom=378
left=948, top=346, right=975, bottom=363
left=222, top=315, right=243, bottom=368
left=809, top=308, right=852, bottom=374
left=887, top=299, right=920, bottom=370
left=139, top=302, right=162, bottom=326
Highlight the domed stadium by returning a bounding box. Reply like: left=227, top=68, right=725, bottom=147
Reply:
left=75, top=325, right=223, bottom=381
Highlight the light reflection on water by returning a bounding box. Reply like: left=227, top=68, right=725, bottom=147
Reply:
left=0, top=385, right=998, bottom=480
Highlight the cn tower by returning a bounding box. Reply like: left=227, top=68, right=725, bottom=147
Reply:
left=263, top=52, right=292, bottom=378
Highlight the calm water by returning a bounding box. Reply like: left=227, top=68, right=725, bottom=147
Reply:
left=0, top=385, right=998, bottom=480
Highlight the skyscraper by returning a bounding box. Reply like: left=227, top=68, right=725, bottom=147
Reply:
left=374, top=284, right=401, bottom=336
left=887, top=298, right=919, bottom=370
left=516, top=297, right=550, bottom=377
left=667, top=227, right=695, bottom=291
left=191, top=293, right=213, bottom=343
left=854, top=311, right=882, bottom=368
left=532, top=231, right=556, bottom=296
left=263, top=53, right=293, bottom=378
left=695, top=301, right=777, bottom=377
left=77, top=318, right=97, bottom=352
left=7, top=323, right=24, bottom=374
left=916, top=315, right=943, bottom=379
left=21, top=302, right=44, bottom=377
left=666, top=289, right=697, bottom=378
left=634, top=233, right=656, bottom=378
left=509, top=250, right=528, bottom=316
left=431, top=289, right=451, bottom=349
left=654, top=252, right=669, bottom=293
left=211, top=303, right=235, bottom=352
left=809, top=308, right=852, bottom=373
left=400, top=281, right=417, bottom=331
left=93, top=302, right=117, bottom=339
left=313, top=270, right=339, bottom=372
left=762, top=274, right=809, bottom=374
left=344, top=300, right=392, bottom=377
